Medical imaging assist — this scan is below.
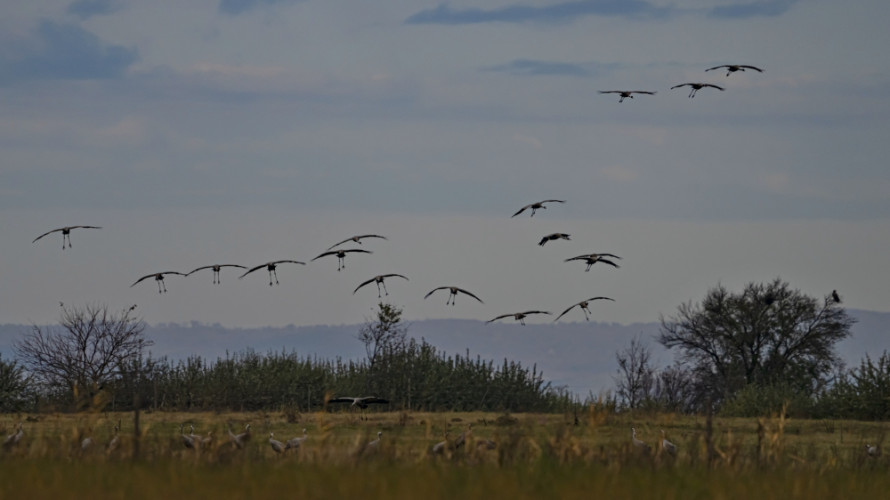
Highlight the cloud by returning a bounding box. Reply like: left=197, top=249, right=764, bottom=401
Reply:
left=66, top=0, right=121, bottom=20
left=405, top=1, right=672, bottom=25
left=707, top=0, right=799, bottom=19
left=483, top=59, right=617, bottom=77
left=0, top=20, right=138, bottom=84
left=218, top=0, right=303, bottom=15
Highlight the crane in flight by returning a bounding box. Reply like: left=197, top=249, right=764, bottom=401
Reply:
left=325, top=234, right=387, bottom=251
left=354, top=274, right=409, bottom=297
left=131, top=271, right=186, bottom=293
left=327, top=396, right=389, bottom=420
left=312, top=249, right=372, bottom=272
left=564, top=253, right=621, bottom=271
left=512, top=199, right=565, bottom=218
left=239, top=260, right=305, bottom=286
left=32, top=225, right=101, bottom=250
left=539, top=233, right=571, bottom=246
left=705, top=64, right=763, bottom=77
left=671, top=83, right=724, bottom=98
left=598, top=90, right=656, bottom=103
left=424, top=286, right=483, bottom=306
left=553, top=296, right=614, bottom=322
left=487, top=310, right=551, bottom=326
left=185, top=264, right=247, bottom=284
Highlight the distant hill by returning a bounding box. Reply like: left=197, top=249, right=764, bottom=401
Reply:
left=2, top=309, right=886, bottom=396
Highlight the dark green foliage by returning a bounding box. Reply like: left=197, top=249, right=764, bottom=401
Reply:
left=814, top=351, right=890, bottom=420
left=0, top=354, right=33, bottom=412
left=97, top=339, right=572, bottom=413
left=659, top=278, right=855, bottom=406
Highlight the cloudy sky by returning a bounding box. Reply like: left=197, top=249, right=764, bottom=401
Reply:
left=2, top=0, right=889, bottom=330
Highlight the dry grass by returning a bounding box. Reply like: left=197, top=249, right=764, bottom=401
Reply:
left=1, top=409, right=889, bottom=499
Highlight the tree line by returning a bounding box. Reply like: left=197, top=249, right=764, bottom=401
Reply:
left=3, top=303, right=573, bottom=413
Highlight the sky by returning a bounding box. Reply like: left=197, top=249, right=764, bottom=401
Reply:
left=2, top=0, right=890, bottom=332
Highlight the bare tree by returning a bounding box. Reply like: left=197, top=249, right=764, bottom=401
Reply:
left=357, top=303, right=407, bottom=369
left=14, top=303, right=150, bottom=409
left=613, top=334, right=655, bottom=409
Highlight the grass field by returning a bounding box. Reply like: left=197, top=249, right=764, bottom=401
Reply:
left=1, top=409, right=888, bottom=499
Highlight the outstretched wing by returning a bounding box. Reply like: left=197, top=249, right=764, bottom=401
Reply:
left=704, top=84, right=725, bottom=90
left=486, top=314, right=513, bottom=324
left=312, top=251, right=338, bottom=261
left=355, top=234, right=387, bottom=242
left=597, top=253, right=622, bottom=260
left=597, top=258, right=621, bottom=268
left=186, top=265, right=215, bottom=276
left=353, top=277, right=377, bottom=294
left=382, top=273, right=409, bottom=281
left=522, top=310, right=551, bottom=316
left=32, top=227, right=64, bottom=243
left=342, top=249, right=372, bottom=255
left=553, top=303, right=579, bottom=322
left=705, top=65, right=728, bottom=72
left=327, top=397, right=358, bottom=404
left=586, top=296, right=615, bottom=303
left=131, top=273, right=158, bottom=287
left=456, top=287, right=484, bottom=303
left=739, top=65, right=763, bottom=72
left=671, top=83, right=691, bottom=89
left=511, top=204, right=532, bottom=217
left=630, top=91, right=656, bottom=95
left=565, top=255, right=588, bottom=262
left=598, top=90, right=621, bottom=94
left=325, top=234, right=387, bottom=251
left=70, top=225, right=102, bottom=230
left=273, top=260, right=306, bottom=266
left=360, top=397, right=389, bottom=405
left=239, top=263, right=268, bottom=279
left=540, top=199, right=566, bottom=205
left=424, top=287, right=448, bottom=299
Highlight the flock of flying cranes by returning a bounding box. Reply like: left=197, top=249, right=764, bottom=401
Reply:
left=31, top=197, right=619, bottom=325
left=598, top=64, right=763, bottom=101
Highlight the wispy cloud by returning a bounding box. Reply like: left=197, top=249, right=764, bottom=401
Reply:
left=483, top=59, right=618, bottom=77
left=0, top=20, right=138, bottom=84
left=707, top=0, right=799, bottom=19
left=66, top=0, right=121, bottom=20
left=405, top=1, right=673, bottom=25
left=218, top=0, right=303, bottom=16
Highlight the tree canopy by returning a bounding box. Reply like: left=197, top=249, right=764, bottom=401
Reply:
left=658, top=278, right=855, bottom=404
